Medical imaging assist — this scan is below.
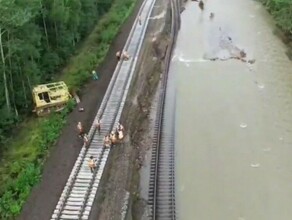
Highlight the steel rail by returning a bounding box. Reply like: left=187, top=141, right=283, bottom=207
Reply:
left=77, top=0, right=157, bottom=217
left=148, top=0, right=180, bottom=219
left=50, top=0, right=156, bottom=219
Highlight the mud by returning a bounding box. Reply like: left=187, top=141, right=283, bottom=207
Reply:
left=183, top=0, right=259, bottom=64
left=91, top=1, right=172, bottom=219
left=202, top=27, right=256, bottom=63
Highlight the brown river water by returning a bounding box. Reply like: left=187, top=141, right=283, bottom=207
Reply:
left=172, top=0, right=292, bottom=219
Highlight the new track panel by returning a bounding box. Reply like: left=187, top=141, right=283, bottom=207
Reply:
left=50, top=0, right=156, bottom=219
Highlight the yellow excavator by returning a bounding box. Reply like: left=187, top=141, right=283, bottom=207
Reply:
left=32, top=81, right=72, bottom=116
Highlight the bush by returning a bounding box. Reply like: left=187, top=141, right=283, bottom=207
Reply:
left=62, top=0, right=137, bottom=90
left=0, top=164, right=40, bottom=219
left=258, top=0, right=292, bottom=35
left=0, top=0, right=137, bottom=218
left=0, top=102, right=75, bottom=219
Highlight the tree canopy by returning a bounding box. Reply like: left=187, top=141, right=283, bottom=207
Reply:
left=0, top=0, right=115, bottom=146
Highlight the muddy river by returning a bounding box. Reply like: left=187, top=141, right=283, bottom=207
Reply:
left=172, top=0, right=292, bottom=219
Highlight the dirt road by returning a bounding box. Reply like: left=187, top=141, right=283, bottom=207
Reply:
left=18, top=1, right=143, bottom=219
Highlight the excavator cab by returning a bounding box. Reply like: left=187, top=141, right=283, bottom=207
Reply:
left=32, top=81, right=72, bottom=116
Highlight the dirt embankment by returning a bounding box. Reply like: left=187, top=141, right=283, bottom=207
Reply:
left=90, top=1, right=172, bottom=219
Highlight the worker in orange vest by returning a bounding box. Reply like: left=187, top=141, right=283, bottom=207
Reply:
left=88, top=156, right=97, bottom=173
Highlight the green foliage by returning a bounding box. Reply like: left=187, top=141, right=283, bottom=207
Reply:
left=61, top=0, right=137, bottom=89
left=0, top=0, right=137, bottom=218
left=0, top=0, right=114, bottom=146
left=0, top=164, right=40, bottom=219
left=258, top=0, right=292, bottom=35
left=0, top=101, right=75, bottom=219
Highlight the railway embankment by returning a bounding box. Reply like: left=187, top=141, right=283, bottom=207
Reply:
left=89, top=0, right=178, bottom=219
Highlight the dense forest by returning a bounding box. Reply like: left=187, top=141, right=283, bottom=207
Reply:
left=0, top=0, right=135, bottom=218
left=258, top=0, right=292, bottom=35
left=0, top=0, right=114, bottom=147
left=0, top=0, right=291, bottom=149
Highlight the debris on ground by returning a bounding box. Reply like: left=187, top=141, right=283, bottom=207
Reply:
left=250, top=163, right=260, bottom=168
left=78, top=107, right=85, bottom=112
left=72, top=90, right=81, bottom=104
left=199, top=0, right=204, bottom=10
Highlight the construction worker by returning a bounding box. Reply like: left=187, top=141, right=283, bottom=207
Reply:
left=103, top=135, right=111, bottom=148
left=96, top=118, right=101, bottom=135
left=118, top=130, right=124, bottom=140
left=83, top=133, right=89, bottom=147
left=121, top=51, right=130, bottom=61
left=77, top=122, right=84, bottom=138
left=110, top=131, right=117, bottom=144
left=116, top=51, right=121, bottom=61
left=117, top=122, right=124, bottom=132
left=88, top=156, right=97, bottom=173
left=92, top=70, right=98, bottom=80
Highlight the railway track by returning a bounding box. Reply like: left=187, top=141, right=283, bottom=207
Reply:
left=148, top=0, right=180, bottom=219
left=50, top=0, right=156, bottom=219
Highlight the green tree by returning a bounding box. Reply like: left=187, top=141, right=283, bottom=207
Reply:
left=0, top=0, right=127, bottom=148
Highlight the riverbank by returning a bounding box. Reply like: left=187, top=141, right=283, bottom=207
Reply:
left=257, top=0, right=292, bottom=58
left=257, top=0, right=292, bottom=37
left=0, top=0, right=141, bottom=218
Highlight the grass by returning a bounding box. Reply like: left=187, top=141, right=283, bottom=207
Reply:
left=0, top=0, right=137, bottom=218
left=0, top=102, right=75, bottom=219
left=257, top=0, right=292, bottom=37
left=61, top=0, right=137, bottom=90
